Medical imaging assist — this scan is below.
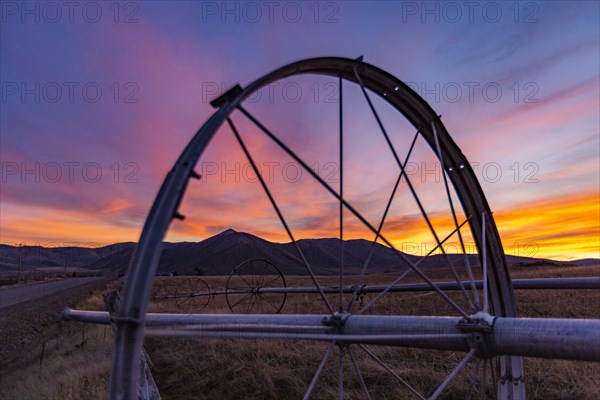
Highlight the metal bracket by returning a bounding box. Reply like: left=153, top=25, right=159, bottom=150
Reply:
left=210, top=84, right=243, bottom=108
left=457, top=312, right=496, bottom=359
left=322, top=311, right=350, bottom=333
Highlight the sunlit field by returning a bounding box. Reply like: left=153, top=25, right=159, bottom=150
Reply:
left=2, top=264, right=597, bottom=399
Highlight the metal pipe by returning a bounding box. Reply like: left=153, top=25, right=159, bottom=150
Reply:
left=62, top=308, right=600, bottom=361
left=493, top=317, right=600, bottom=361
left=205, top=277, right=600, bottom=296
left=511, top=276, right=600, bottom=289
left=358, top=277, right=600, bottom=292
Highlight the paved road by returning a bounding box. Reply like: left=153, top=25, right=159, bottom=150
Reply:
left=0, top=277, right=102, bottom=308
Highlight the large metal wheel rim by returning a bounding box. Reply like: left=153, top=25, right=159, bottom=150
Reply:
left=225, top=259, right=288, bottom=314
left=110, top=57, right=522, bottom=399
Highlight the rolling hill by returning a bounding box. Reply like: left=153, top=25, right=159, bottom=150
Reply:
left=0, top=229, right=597, bottom=276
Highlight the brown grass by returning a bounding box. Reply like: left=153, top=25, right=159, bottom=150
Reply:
left=1, top=265, right=598, bottom=399
left=0, top=282, right=119, bottom=400
left=145, top=265, right=600, bottom=399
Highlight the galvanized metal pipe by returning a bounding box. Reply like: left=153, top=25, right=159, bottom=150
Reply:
left=493, top=317, right=600, bottom=361
left=62, top=308, right=600, bottom=361
left=358, top=277, right=600, bottom=292
left=202, top=277, right=600, bottom=297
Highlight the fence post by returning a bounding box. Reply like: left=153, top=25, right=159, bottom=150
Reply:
left=104, top=290, right=161, bottom=400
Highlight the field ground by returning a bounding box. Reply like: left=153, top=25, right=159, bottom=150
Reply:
left=0, top=264, right=598, bottom=399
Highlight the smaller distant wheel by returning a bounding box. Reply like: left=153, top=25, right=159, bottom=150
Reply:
left=226, top=259, right=287, bottom=314
left=151, top=279, right=173, bottom=302
left=174, top=277, right=211, bottom=311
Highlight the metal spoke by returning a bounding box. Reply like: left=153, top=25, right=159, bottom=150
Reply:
left=466, top=357, right=481, bottom=400
left=358, top=217, right=471, bottom=315
left=359, top=345, right=425, bottom=399
left=245, top=294, right=256, bottom=313
left=248, top=259, right=256, bottom=287
left=429, top=349, right=476, bottom=400
left=229, top=292, right=253, bottom=309
left=339, top=75, right=344, bottom=312
left=259, top=293, right=280, bottom=312
left=227, top=117, right=335, bottom=315
left=488, top=358, right=497, bottom=400
left=482, top=212, right=489, bottom=313
left=432, top=120, right=481, bottom=311
left=338, top=346, right=344, bottom=400
left=254, top=261, right=267, bottom=288
left=353, top=69, right=474, bottom=312
left=237, top=105, right=470, bottom=319
left=303, top=342, right=335, bottom=400
left=347, top=129, right=420, bottom=312
left=481, top=357, right=488, bottom=400
left=263, top=275, right=282, bottom=287
left=235, top=273, right=253, bottom=289
left=256, top=291, right=263, bottom=312
left=256, top=273, right=266, bottom=288
left=348, top=346, right=372, bottom=400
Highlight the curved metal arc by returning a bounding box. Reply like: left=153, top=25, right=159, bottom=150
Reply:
left=227, top=58, right=512, bottom=317
left=111, top=104, right=236, bottom=400
left=110, top=56, right=519, bottom=398
left=224, top=56, right=513, bottom=318
left=432, top=121, right=481, bottom=311
left=354, top=67, right=474, bottom=311
left=217, top=58, right=513, bottom=317
left=338, top=75, right=345, bottom=312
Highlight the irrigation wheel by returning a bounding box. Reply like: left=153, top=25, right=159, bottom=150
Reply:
left=150, top=278, right=176, bottom=303
left=174, top=277, right=211, bottom=312
left=226, top=259, right=287, bottom=314
left=110, top=57, right=524, bottom=399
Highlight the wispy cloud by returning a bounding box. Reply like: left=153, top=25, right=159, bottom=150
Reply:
left=1, top=2, right=598, bottom=261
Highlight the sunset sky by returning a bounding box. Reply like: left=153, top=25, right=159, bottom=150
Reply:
left=1, top=1, right=598, bottom=261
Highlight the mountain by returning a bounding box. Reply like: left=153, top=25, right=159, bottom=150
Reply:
left=156, top=229, right=309, bottom=275
left=0, top=242, right=136, bottom=271
left=0, top=230, right=597, bottom=276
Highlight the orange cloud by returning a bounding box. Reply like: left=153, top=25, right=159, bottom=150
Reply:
left=0, top=203, right=141, bottom=246
left=5, top=178, right=597, bottom=263
left=494, top=190, right=599, bottom=260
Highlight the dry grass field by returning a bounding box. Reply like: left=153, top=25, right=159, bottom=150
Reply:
left=1, top=264, right=598, bottom=399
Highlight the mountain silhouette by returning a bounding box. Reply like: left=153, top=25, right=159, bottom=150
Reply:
left=0, top=230, right=596, bottom=276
